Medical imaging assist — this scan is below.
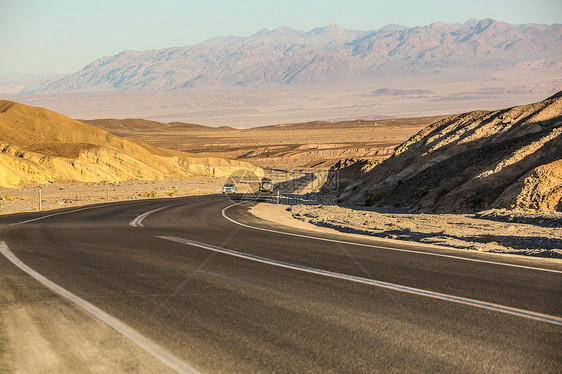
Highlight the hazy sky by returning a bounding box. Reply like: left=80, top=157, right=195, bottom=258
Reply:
left=1, top=0, right=560, bottom=74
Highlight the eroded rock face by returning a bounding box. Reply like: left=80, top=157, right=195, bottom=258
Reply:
left=494, top=159, right=562, bottom=211
left=329, top=93, right=562, bottom=212
left=320, top=158, right=379, bottom=198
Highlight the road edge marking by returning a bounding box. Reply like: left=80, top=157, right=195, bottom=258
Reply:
left=13, top=204, right=118, bottom=225
left=158, top=236, right=562, bottom=326
left=0, top=241, right=201, bottom=374
left=221, top=203, right=562, bottom=274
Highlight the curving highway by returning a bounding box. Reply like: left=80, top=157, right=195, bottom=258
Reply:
left=0, top=194, right=561, bottom=373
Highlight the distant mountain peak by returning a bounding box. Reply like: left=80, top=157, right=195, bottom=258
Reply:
left=254, top=28, right=270, bottom=36
left=474, top=18, right=498, bottom=31
left=266, top=26, right=304, bottom=38
left=326, top=22, right=344, bottom=33
left=24, top=19, right=561, bottom=93
left=463, top=18, right=479, bottom=26
left=428, top=21, right=450, bottom=28
left=271, top=25, right=294, bottom=33
left=379, top=23, right=408, bottom=32
left=309, top=22, right=345, bottom=34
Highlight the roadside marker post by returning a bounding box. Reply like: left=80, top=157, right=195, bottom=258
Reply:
left=38, top=188, right=42, bottom=211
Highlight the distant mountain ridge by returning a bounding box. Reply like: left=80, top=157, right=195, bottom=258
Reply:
left=25, top=19, right=561, bottom=93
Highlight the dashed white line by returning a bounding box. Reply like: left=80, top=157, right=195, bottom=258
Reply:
left=0, top=241, right=200, bottom=374
left=158, top=236, right=562, bottom=326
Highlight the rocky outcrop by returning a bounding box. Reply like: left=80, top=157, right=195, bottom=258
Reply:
left=494, top=159, right=562, bottom=211
left=329, top=94, right=562, bottom=212
left=320, top=158, right=380, bottom=197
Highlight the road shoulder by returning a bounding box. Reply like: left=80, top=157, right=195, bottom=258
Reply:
left=0, top=254, right=173, bottom=374
left=247, top=201, right=562, bottom=267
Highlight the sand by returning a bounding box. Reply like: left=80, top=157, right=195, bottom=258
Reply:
left=83, top=116, right=441, bottom=170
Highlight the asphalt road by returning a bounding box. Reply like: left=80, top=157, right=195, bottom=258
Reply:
left=0, top=194, right=561, bottom=373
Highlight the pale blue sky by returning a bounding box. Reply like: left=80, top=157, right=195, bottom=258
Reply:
left=1, top=0, right=560, bottom=74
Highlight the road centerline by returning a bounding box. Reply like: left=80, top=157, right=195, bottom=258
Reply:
left=157, top=235, right=562, bottom=326
left=129, top=203, right=186, bottom=227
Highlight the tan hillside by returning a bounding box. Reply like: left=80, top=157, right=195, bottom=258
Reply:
left=0, top=100, right=263, bottom=188
left=329, top=93, right=562, bottom=212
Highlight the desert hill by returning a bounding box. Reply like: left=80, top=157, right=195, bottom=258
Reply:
left=82, top=117, right=444, bottom=169
left=83, top=118, right=214, bottom=132
left=328, top=94, right=562, bottom=212
left=0, top=100, right=263, bottom=188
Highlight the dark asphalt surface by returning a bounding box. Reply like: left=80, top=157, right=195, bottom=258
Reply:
left=0, top=194, right=561, bottom=373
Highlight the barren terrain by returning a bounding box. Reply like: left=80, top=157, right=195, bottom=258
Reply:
left=0, top=168, right=294, bottom=215
left=83, top=116, right=442, bottom=169
left=5, top=70, right=559, bottom=127
left=0, top=178, right=223, bottom=215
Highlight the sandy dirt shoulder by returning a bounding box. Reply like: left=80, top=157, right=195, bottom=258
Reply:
left=0, top=170, right=292, bottom=216
left=0, top=254, right=174, bottom=373
left=250, top=200, right=562, bottom=259
left=0, top=177, right=232, bottom=216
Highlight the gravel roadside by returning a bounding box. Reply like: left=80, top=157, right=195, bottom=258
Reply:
left=250, top=198, right=562, bottom=259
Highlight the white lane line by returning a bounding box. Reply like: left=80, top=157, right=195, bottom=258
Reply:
left=158, top=236, right=562, bottom=326
left=12, top=196, right=203, bottom=227
left=130, top=203, right=183, bottom=227
left=131, top=198, right=222, bottom=227
left=0, top=241, right=200, bottom=374
left=222, top=203, right=562, bottom=274
left=130, top=202, right=192, bottom=227
left=13, top=203, right=121, bottom=225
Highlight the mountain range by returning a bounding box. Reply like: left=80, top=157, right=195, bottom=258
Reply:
left=25, top=19, right=561, bottom=93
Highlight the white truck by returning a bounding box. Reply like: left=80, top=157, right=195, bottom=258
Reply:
left=222, top=183, right=236, bottom=194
